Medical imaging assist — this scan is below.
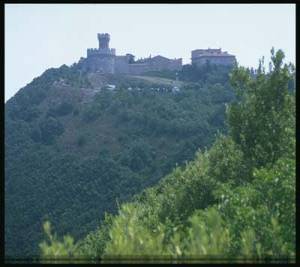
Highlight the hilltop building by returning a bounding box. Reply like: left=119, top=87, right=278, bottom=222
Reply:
left=78, top=33, right=182, bottom=74
left=191, top=48, right=236, bottom=67
left=77, top=33, right=237, bottom=74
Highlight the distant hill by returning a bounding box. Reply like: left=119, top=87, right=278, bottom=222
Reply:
left=5, top=63, right=235, bottom=259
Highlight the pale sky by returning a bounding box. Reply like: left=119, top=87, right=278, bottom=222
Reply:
left=5, top=4, right=295, bottom=102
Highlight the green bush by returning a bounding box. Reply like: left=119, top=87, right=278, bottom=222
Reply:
left=39, top=117, right=64, bottom=144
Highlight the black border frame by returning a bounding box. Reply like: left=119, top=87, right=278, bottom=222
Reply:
left=1, top=0, right=298, bottom=265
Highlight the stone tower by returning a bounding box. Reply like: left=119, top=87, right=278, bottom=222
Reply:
left=98, top=33, right=110, bottom=49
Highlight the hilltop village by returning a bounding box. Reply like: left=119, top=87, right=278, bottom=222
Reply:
left=77, top=33, right=236, bottom=75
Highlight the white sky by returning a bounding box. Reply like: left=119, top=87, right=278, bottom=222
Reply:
left=5, top=4, right=295, bottom=102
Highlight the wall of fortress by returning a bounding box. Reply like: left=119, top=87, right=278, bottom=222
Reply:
left=80, top=55, right=115, bottom=74
left=128, top=63, right=152, bottom=75
left=114, top=56, right=130, bottom=74
left=80, top=55, right=183, bottom=75
left=126, top=58, right=182, bottom=75
left=79, top=52, right=234, bottom=74
left=148, top=58, right=182, bottom=71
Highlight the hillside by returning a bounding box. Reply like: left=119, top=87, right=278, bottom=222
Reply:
left=5, top=63, right=235, bottom=259
left=38, top=49, right=295, bottom=263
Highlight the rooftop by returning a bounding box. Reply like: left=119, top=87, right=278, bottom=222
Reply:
left=192, top=48, right=235, bottom=58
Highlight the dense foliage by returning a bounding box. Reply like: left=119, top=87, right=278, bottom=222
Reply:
left=39, top=49, right=295, bottom=263
left=5, top=62, right=234, bottom=259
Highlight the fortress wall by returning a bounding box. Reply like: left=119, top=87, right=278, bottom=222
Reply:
left=128, top=63, right=153, bottom=75
left=115, top=56, right=130, bottom=74
left=151, top=60, right=182, bottom=72
left=127, top=58, right=182, bottom=75
left=82, top=55, right=115, bottom=73
left=165, top=59, right=182, bottom=71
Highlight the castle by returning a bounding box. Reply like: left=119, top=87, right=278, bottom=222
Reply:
left=78, top=33, right=182, bottom=75
left=77, top=33, right=236, bottom=74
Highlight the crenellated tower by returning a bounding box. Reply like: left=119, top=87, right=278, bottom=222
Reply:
left=98, top=33, right=110, bottom=49
left=83, top=33, right=116, bottom=73
left=87, top=33, right=116, bottom=56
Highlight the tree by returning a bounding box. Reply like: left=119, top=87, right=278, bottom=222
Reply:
left=227, top=48, right=295, bottom=170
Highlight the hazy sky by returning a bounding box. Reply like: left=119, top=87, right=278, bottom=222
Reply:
left=5, top=4, right=295, bottom=102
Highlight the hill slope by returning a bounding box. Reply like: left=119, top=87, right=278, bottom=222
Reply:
left=5, top=63, right=235, bottom=259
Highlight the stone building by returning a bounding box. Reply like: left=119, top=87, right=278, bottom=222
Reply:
left=191, top=48, right=236, bottom=67
left=83, top=33, right=116, bottom=73
left=78, top=33, right=182, bottom=74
